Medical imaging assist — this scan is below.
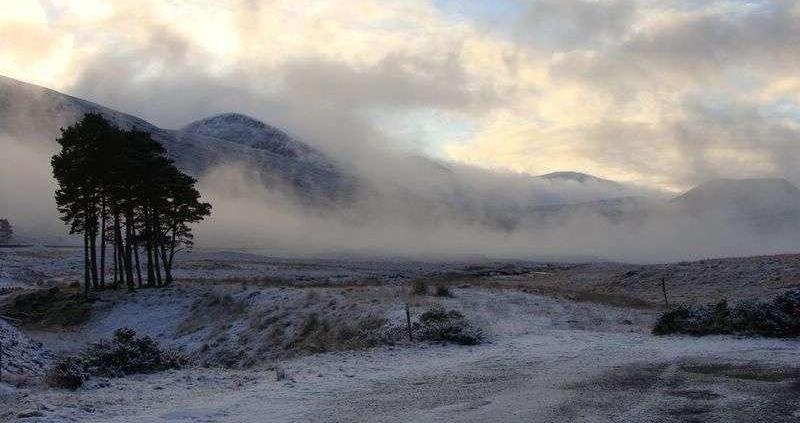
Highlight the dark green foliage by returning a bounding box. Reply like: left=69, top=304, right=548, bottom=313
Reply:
left=415, top=308, right=484, bottom=345
left=51, top=113, right=211, bottom=293
left=46, top=328, right=188, bottom=389
left=0, top=287, right=91, bottom=327
left=653, top=290, right=800, bottom=337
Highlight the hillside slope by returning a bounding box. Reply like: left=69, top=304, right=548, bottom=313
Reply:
left=0, top=75, right=358, bottom=205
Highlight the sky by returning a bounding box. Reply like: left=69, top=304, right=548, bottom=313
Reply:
left=2, top=0, right=800, bottom=192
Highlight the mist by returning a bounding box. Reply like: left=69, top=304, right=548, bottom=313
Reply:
left=0, top=135, right=63, bottom=239
left=190, top=159, right=800, bottom=264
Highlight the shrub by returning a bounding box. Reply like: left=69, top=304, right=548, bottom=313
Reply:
left=0, top=287, right=90, bottom=327
left=653, top=290, right=800, bottom=338
left=45, top=328, right=188, bottom=389
left=433, top=285, right=453, bottom=297
left=45, top=356, right=86, bottom=390
left=411, top=280, right=427, bottom=295
left=82, top=328, right=188, bottom=377
left=415, top=308, right=484, bottom=345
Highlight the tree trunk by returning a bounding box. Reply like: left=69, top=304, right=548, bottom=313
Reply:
left=153, top=212, right=164, bottom=287
left=153, top=241, right=163, bottom=287
left=146, top=236, right=155, bottom=287
left=112, top=233, right=118, bottom=288
left=114, top=213, right=127, bottom=288
left=100, top=201, right=106, bottom=289
left=133, top=230, right=143, bottom=289
left=89, top=221, right=98, bottom=290
left=83, top=228, right=90, bottom=296
left=124, top=209, right=135, bottom=290
left=145, top=206, right=155, bottom=287
left=114, top=214, right=128, bottom=285
left=160, top=241, right=173, bottom=286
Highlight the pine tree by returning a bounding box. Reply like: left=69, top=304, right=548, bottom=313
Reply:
left=52, top=114, right=114, bottom=294
left=52, top=113, right=211, bottom=294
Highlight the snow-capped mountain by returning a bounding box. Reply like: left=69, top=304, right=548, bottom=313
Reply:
left=0, top=75, right=357, bottom=205
left=182, top=113, right=323, bottom=162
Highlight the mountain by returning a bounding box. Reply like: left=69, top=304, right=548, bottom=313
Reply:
left=539, top=171, right=621, bottom=187
left=0, top=74, right=158, bottom=140
left=529, top=196, right=654, bottom=225
left=182, top=113, right=326, bottom=162
left=174, top=113, right=357, bottom=203
left=669, top=178, right=800, bottom=230
left=8, top=74, right=737, bottom=232
left=670, top=178, right=800, bottom=215
left=0, top=75, right=357, bottom=205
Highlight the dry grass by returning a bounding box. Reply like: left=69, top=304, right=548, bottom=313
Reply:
left=177, top=289, right=247, bottom=337
left=680, top=361, right=800, bottom=382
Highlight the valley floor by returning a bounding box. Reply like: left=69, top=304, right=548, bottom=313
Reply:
left=12, top=328, right=800, bottom=422
left=2, top=248, right=800, bottom=422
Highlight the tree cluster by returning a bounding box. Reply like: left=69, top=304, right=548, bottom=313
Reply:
left=51, top=114, right=211, bottom=294
left=0, top=218, right=12, bottom=244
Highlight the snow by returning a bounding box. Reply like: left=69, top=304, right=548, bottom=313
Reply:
left=3, top=248, right=800, bottom=421
left=181, top=113, right=325, bottom=164
left=0, top=318, right=51, bottom=380
left=9, top=328, right=800, bottom=422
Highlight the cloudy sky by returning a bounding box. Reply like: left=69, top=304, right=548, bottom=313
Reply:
left=2, top=0, right=799, bottom=192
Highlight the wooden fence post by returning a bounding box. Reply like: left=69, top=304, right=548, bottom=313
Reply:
left=405, top=303, right=413, bottom=342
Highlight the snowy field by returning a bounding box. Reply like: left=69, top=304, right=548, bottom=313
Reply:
left=2, top=247, right=800, bottom=422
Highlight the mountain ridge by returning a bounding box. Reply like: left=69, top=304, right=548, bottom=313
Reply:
left=4, top=74, right=800, bottom=232
left=0, top=75, right=358, bottom=205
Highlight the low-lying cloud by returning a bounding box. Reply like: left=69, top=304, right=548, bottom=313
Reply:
left=191, top=160, right=800, bottom=263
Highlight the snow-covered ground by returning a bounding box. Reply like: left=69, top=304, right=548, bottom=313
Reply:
left=2, top=247, right=800, bottom=422
left=8, top=329, right=800, bottom=422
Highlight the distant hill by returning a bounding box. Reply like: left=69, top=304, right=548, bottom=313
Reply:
left=669, top=178, right=800, bottom=230
left=670, top=178, right=800, bottom=215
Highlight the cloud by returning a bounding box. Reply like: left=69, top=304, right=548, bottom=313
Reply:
left=518, top=0, right=638, bottom=51
left=1, top=0, right=800, bottom=212
left=445, top=0, right=800, bottom=191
